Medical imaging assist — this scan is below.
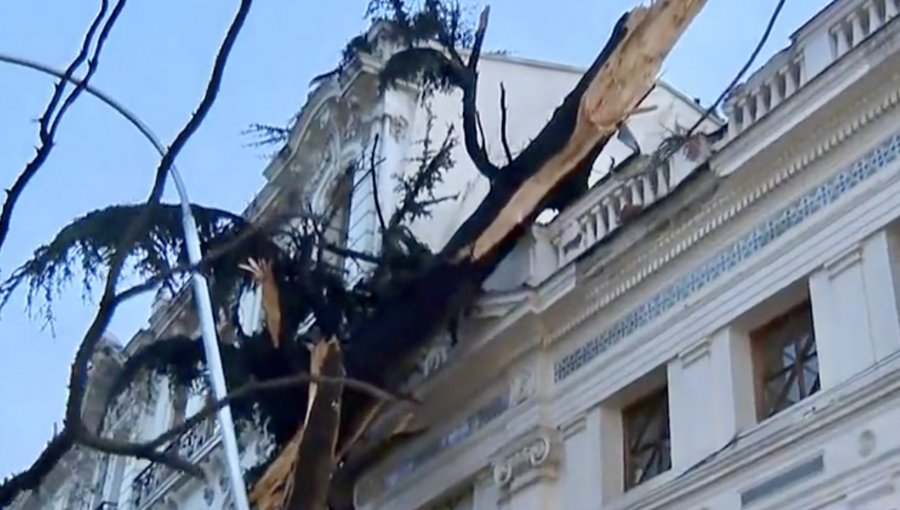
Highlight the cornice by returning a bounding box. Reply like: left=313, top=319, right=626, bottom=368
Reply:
left=548, top=69, right=900, bottom=348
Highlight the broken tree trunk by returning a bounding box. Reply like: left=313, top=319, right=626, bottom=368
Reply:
left=254, top=1, right=707, bottom=508
left=250, top=339, right=344, bottom=510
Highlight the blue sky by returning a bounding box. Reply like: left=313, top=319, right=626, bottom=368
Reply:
left=0, top=0, right=828, bottom=479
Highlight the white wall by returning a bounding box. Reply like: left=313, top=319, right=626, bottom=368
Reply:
left=386, top=55, right=716, bottom=252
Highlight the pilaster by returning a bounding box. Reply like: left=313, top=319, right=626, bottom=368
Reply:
left=489, top=428, right=562, bottom=510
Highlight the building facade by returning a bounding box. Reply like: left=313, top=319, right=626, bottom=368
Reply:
left=12, top=0, right=900, bottom=508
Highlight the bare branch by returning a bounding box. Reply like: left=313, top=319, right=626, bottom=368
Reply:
left=368, top=134, right=388, bottom=233
left=499, top=82, right=513, bottom=163
left=0, top=430, right=74, bottom=507
left=73, top=423, right=204, bottom=479
left=460, top=6, right=500, bottom=180
left=65, top=0, right=254, bottom=428
left=0, top=2, right=254, bottom=504
left=0, top=0, right=126, bottom=256
left=146, top=370, right=415, bottom=453
left=466, top=5, right=490, bottom=71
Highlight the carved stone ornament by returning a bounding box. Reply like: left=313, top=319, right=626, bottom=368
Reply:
left=414, top=330, right=456, bottom=379
left=490, top=430, right=562, bottom=494
left=508, top=369, right=536, bottom=406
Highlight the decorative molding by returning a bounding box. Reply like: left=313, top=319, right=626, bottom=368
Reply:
left=822, top=243, right=863, bottom=277
left=508, top=368, right=537, bottom=406
left=564, top=76, right=900, bottom=349
left=678, top=338, right=712, bottom=367
left=490, top=430, right=562, bottom=497
left=554, top=126, right=900, bottom=383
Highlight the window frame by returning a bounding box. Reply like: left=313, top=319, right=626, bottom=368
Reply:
left=749, top=300, right=820, bottom=421
left=621, top=385, right=672, bottom=491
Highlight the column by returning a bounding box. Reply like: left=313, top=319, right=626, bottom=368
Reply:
left=491, top=430, right=561, bottom=510
left=868, top=230, right=900, bottom=359
left=667, top=330, right=755, bottom=472
left=598, top=406, right=625, bottom=503
left=888, top=0, right=898, bottom=20
left=558, top=414, right=602, bottom=510
left=809, top=241, right=878, bottom=390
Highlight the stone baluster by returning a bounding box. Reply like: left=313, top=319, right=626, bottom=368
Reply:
left=753, top=89, right=765, bottom=118
left=834, top=24, right=849, bottom=57
left=605, top=197, right=619, bottom=231
left=580, top=215, right=595, bottom=248
left=866, top=1, right=882, bottom=31
left=629, top=178, right=642, bottom=205
left=656, top=164, right=670, bottom=197
left=592, top=205, right=607, bottom=239
left=851, top=10, right=865, bottom=45
left=642, top=172, right=657, bottom=204
left=770, top=76, right=783, bottom=108
left=728, top=103, right=743, bottom=136
left=887, top=0, right=898, bottom=20
left=742, top=100, right=753, bottom=126
left=785, top=63, right=799, bottom=97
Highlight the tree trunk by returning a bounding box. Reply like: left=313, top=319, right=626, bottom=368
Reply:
left=254, top=1, right=707, bottom=508
left=251, top=339, right=344, bottom=510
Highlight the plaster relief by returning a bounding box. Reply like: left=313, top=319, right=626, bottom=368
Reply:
left=490, top=430, right=562, bottom=497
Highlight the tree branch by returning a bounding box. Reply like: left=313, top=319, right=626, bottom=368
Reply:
left=460, top=6, right=500, bottom=180
left=499, top=82, right=513, bottom=163
left=368, top=134, right=388, bottom=233
left=0, top=0, right=126, bottom=256
left=0, top=1, right=254, bottom=504
left=145, top=370, right=414, bottom=453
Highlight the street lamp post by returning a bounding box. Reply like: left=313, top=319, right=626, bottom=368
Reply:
left=1, top=52, right=253, bottom=510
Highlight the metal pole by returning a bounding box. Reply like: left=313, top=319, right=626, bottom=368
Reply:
left=0, top=52, right=252, bottom=510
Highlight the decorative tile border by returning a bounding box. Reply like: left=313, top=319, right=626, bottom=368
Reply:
left=554, top=130, right=900, bottom=383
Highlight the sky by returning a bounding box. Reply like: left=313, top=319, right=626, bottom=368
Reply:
left=0, top=0, right=831, bottom=481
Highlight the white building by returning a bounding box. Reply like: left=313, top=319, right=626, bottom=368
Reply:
left=12, top=0, right=900, bottom=508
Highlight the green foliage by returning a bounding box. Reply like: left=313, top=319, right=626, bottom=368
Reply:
left=365, top=0, right=475, bottom=50
left=330, top=1, right=478, bottom=95
left=0, top=203, right=244, bottom=321
left=242, top=122, right=292, bottom=148
left=390, top=105, right=458, bottom=227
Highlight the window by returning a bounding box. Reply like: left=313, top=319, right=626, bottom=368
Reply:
left=622, top=386, right=671, bottom=490
left=170, top=385, right=188, bottom=427
left=323, top=166, right=354, bottom=251
left=750, top=301, right=820, bottom=420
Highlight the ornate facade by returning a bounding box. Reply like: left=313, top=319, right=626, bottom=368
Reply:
left=13, top=1, right=900, bottom=508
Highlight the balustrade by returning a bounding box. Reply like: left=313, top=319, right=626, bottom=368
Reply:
left=551, top=161, right=673, bottom=267
left=131, top=419, right=218, bottom=509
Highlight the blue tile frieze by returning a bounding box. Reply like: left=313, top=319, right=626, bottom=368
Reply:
left=379, top=393, right=511, bottom=492
left=554, top=131, right=900, bottom=383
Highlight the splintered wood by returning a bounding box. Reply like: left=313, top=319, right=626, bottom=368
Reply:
left=239, top=258, right=283, bottom=348
left=460, top=0, right=708, bottom=263
left=250, top=339, right=344, bottom=510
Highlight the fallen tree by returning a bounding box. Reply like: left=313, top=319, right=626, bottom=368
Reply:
left=0, top=1, right=707, bottom=509
left=250, top=1, right=708, bottom=508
